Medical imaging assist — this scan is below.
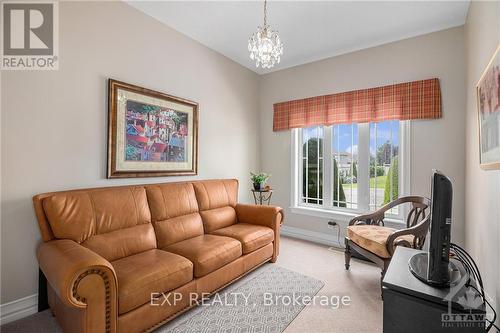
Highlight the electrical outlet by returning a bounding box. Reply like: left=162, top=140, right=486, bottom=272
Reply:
left=327, top=220, right=344, bottom=249
left=327, top=221, right=338, bottom=229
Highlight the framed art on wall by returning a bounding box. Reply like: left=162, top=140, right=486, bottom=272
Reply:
left=476, top=44, right=500, bottom=170
left=107, top=79, right=198, bottom=178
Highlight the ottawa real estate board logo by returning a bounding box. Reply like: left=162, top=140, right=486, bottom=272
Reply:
left=1, top=1, right=59, bottom=70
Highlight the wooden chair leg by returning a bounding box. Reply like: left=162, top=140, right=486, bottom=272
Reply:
left=344, top=238, right=351, bottom=270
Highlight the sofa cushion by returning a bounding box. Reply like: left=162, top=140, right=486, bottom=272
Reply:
left=145, top=183, right=204, bottom=247
left=192, top=180, right=238, bottom=232
left=210, top=223, right=274, bottom=254
left=145, top=183, right=199, bottom=221
left=43, top=192, right=95, bottom=243
left=82, top=223, right=156, bottom=262
left=192, top=180, right=238, bottom=211
left=43, top=187, right=152, bottom=242
left=153, top=213, right=204, bottom=248
left=164, top=235, right=242, bottom=278
left=347, top=225, right=415, bottom=259
left=43, top=187, right=156, bottom=261
left=90, top=187, right=151, bottom=234
left=199, top=206, right=237, bottom=233
left=112, top=249, right=193, bottom=314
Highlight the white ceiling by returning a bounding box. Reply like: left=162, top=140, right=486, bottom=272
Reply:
left=127, top=1, right=470, bottom=75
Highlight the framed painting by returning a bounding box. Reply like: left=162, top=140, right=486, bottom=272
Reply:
left=476, top=44, right=500, bottom=170
left=107, top=79, right=198, bottom=178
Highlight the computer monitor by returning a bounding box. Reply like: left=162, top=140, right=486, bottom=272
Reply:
left=409, top=170, right=454, bottom=287
left=427, top=170, right=453, bottom=285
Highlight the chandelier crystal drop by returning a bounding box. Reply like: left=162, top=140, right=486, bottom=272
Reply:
left=248, top=0, right=283, bottom=69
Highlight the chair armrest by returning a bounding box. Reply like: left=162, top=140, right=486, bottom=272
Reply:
left=235, top=204, right=284, bottom=228
left=386, top=214, right=431, bottom=256
left=348, top=195, right=430, bottom=227
left=37, top=239, right=118, bottom=332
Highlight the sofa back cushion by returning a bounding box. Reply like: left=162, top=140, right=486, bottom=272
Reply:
left=192, top=180, right=238, bottom=233
left=35, top=179, right=240, bottom=258
left=42, top=186, right=156, bottom=261
left=145, top=182, right=204, bottom=248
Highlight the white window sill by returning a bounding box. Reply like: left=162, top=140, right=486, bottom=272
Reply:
left=290, top=205, right=405, bottom=227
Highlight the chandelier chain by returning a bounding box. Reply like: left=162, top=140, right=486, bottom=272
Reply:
left=263, top=0, right=267, bottom=28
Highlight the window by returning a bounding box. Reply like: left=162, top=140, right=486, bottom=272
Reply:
left=332, top=123, right=359, bottom=209
left=293, top=120, right=409, bottom=220
left=302, top=127, right=323, bottom=205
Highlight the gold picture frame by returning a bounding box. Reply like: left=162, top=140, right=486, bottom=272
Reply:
left=476, top=44, right=500, bottom=170
left=107, top=79, right=198, bottom=178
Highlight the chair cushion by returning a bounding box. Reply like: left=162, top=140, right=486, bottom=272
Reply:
left=163, top=235, right=242, bottom=278
left=347, top=225, right=414, bottom=259
left=210, top=223, right=274, bottom=254
left=112, top=249, right=193, bottom=314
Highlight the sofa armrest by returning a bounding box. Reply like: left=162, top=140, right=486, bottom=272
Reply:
left=37, top=239, right=118, bottom=332
left=235, top=204, right=284, bottom=262
left=235, top=204, right=284, bottom=228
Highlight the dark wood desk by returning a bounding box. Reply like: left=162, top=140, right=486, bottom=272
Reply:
left=382, top=247, right=486, bottom=333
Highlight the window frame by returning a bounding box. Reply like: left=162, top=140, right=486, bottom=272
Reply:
left=290, top=121, right=411, bottom=224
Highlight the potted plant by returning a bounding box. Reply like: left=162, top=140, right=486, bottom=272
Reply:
left=250, top=172, right=270, bottom=191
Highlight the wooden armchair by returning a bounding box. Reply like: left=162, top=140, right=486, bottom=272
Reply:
left=344, top=196, right=431, bottom=287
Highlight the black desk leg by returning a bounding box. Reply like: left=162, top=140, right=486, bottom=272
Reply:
left=38, top=268, right=49, bottom=312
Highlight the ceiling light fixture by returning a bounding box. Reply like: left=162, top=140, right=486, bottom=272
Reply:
left=248, top=0, right=283, bottom=69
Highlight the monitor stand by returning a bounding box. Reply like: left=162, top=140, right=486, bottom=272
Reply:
left=408, top=252, right=462, bottom=288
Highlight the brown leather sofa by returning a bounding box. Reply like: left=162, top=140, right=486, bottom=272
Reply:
left=33, top=179, right=283, bottom=333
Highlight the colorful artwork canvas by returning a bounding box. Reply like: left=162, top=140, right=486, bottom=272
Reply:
left=477, top=45, right=500, bottom=169
left=108, top=79, right=198, bottom=178
left=125, top=100, right=188, bottom=163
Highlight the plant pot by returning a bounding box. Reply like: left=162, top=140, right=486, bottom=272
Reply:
left=253, top=183, right=264, bottom=191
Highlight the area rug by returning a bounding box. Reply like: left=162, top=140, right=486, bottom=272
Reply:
left=157, top=264, right=324, bottom=333
left=0, top=264, right=324, bottom=333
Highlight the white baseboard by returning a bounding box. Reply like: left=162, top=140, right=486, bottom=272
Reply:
left=281, top=225, right=343, bottom=249
left=0, top=294, right=38, bottom=325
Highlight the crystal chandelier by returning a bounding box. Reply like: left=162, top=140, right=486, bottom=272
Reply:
left=248, top=0, right=283, bottom=69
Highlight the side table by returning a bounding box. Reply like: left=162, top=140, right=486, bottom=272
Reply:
left=251, top=189, right=273, bottom=205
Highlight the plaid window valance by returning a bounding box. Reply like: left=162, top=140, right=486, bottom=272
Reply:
left=273, top=78, right=442, bottom=131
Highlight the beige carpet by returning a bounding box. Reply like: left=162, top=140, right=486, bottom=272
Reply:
left=277, top=236, right=382, bottom=333
left=1, top=236, right=382, bottom=333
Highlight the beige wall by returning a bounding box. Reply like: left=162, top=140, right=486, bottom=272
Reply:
left=464, top=0, right=500, bottom=321
left=0, top=1, right=260, bottom=304
left=3, top=0, right=498, bottom=317
left=259, top=27, right=466, bottom=245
